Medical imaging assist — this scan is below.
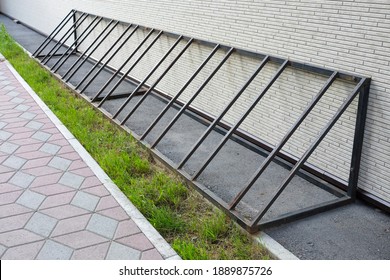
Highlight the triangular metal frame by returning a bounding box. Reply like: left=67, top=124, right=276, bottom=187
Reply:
left=33, top=10, right=371, bottom=233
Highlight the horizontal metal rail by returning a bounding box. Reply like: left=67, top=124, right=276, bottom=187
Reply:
left=68, top=10, right=366, bottom=82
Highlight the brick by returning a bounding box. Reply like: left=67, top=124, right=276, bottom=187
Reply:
left=1, top=241, right=45, bottom=260
left=36, top=240, right=73, bottom=260
left=25, top=212, right=58, bottom=237
left=86, top=213, right=118, bottom=239
left=53, top=230, right=108, bottom=249
left=72, top=242, right=110, bottom=260
left=106, top=242, right=141, bottom=260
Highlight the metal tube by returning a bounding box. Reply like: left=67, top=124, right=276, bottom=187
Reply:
left=177, top=55, right=270, bottom=169
left=72, top=12, right=79, bottom=53
left=150, top=47, right=235, bottom=149
left=254, top=197, right=351, bottom=231
left=229, top=71, right=338, bottom=210
left=95, top=30, right=162, bottom=104
left=90, top=28, right=155, bottom=102
left=347, top=79, right=370, bottom=199
left=51, top=16, right=102, bottom=72
left=249, top=78, right=367, bottom=227
left=33, top=10, right=76, bottom=57
left=41, top=12, right=88, bottom=64
left=191, top=60, right=289, bottom=181
left=96, top=30, right=164, bottom=105
left=117, top=36, right=191, bottom=122
left=77, top=24, right=137, bottom=92
left=140, top=44, right=220, bottom=141
left=64, top=20, right=119, bottom=81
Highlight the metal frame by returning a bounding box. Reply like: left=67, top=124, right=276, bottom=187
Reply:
left=34, top=10, right=371, bottom=233
left=41, top=12, right=88, bottom=64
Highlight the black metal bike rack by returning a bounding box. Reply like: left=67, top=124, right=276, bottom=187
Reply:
left=33, top=10, right=371, bottom=233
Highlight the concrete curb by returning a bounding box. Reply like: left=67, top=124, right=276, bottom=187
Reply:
left=2, top=52, right=181, bottom=260
left=255, top=232, right=299, bottom=260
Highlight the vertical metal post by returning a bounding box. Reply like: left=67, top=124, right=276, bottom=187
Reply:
left=191, top=60, right=289, bottom=181
left=64, top=20, right=119, bottom=81
left=140, top=44, right=220, bottom=141
left=33, top=10, right=76, bottom=57
left=41, top=12, right=88, bottom=64
left=229, top=71, right=338, bottom=210
left=94, top=30, right=161, bottom=104
left=177, top=55, right=270, bottom=169
left=77, top=24, right=137, bottom=92
left=347, top=79, right=370, bottom=199
left=72, top=11, right=79, bottom=53
left=249, top=78, right=367, bottom=228
left=150, top=47, right=235, bottom=149
left=52, top=16, right=102, bottom=72
left=117, top=36, right=191, bottom=122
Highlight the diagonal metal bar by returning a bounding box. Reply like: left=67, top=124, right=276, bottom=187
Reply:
left=33, top=10, right=76, bottom=57
left=191, top=60, right=289, bottom=181
left=255, top=197, right=351, bottom=232
left=140, top=44, right=221, bottom=141
left=177, top=55, right=270, bottom=170
left=249, top=77, right=367, bottom=227
left=52, top=16, right=103, bottom=72
left=95, top=30, right=163, bottom=105
left=63, top=20, right=119, bottom=81
left=150, top=47, right=235, bottom=149
left=229, top=71, right=338, bottom=210
left=91, top=28, right=155, bottom=102
left=117, top=36, right=191, bottom=122
left=77, top=24, right=137, bottom=92
left=41, top=12, right=88, bottom=64
left=97, top=31, right=163, bottom=106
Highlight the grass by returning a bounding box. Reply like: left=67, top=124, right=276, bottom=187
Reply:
left=0, top=25, right=271, bottom=260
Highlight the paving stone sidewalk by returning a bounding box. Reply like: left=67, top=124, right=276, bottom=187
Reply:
left=0, top=55, right=179, bottom=260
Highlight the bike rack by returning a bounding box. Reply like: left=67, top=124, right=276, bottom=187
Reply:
left=33, top=10, right=371, bottom=233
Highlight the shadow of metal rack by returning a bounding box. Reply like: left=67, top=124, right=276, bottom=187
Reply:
left=33, top=9, right=371, bottom=233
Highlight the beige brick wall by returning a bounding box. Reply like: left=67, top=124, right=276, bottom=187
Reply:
left=1, top=0, right=389, bottom=203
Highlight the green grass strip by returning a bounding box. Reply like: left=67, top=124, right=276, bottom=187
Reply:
left=0, top=25, right=271, bottom=260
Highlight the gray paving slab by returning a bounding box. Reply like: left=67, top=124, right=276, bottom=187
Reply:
left=71, top=191, right=100, bottom=211
left=3, top=155, right=27, bottom=169
left=36, top=240, right=73, bottom=260
left=48, top=156, right=72, bottom=171
left=25, top=212, right=58, bottom=237
left=16, top=190, right=45, bottom=209
left=59, top=172, right=84, bottom=189
left=86, top=213, right=119, bottom=239
left=9, top=171, right=35, bottom=188
left=106, top=242, right=141, bottom=260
